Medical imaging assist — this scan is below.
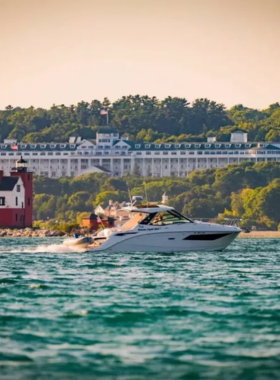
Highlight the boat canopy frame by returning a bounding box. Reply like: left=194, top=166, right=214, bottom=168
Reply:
left=139, top=209, right=194, bottom=225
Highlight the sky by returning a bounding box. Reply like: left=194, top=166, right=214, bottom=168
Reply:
left=0, top=0, right=279, bottom=110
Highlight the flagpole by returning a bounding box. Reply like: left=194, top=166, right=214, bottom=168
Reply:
left=100, top=109, right=109, bottom=125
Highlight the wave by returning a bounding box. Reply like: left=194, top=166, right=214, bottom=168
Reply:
left=0, top=243, right=87, bottom=254
left=25, top=243, right=87, bottom=253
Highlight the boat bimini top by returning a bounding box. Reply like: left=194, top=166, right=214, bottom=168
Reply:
left=119, top=204, right=194, bottom=230
left=121, top=203, right=175, bottom=214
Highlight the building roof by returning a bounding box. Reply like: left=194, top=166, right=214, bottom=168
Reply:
left=0, top=176, right=19, bottom=191
left=0, top=143, right=77, bottom=152
left=98, top=127, right=118, bottom=134
left=1, top=140, right=279, bottom=154
left=249, top=144, right=280, bottom=151
left=125, top=141, right=260, bottom=151
left=231, top=129, right=248, bottom=134
left=113, top=139, right=130, bottom=146
left=1, top=136, right=280, bottom=155
left=17, top=156, right=27, bottom=164
left=69, top=133, right=80, bottom=137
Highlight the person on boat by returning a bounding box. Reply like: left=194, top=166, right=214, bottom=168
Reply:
left=153, top=214, right=163, bottom=225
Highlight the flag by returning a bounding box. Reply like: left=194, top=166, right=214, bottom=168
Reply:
left=11, top=143, right=18, bottom=151
left=97, top=216, right=102, bottom=223
left=100, top=109, right=108, bottom=115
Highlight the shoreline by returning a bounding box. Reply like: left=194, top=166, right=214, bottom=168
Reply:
left=0, top=228, right=65, bottom=238
left=238, top=231, right=280, bottom=238
left=1, top=228, right=280, bottom=239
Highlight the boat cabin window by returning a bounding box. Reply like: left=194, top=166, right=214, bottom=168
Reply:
left=139, top=213, right=157, bottom=225
left=140, top=210, right=193, bottom=225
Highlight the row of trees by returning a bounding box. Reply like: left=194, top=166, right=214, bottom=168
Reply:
left=1, top=96, right=280, bottom=143
left=33, top=161, right=280, bottom=230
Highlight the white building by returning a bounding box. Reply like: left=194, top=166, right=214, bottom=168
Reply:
left=0, top=128, right=280, bottom=178
left=0, top=175, right=25, bottom=209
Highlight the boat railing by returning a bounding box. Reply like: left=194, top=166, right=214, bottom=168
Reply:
left=194, top=218, right=241, bottom=227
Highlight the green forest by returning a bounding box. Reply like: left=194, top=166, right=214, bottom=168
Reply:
left=33, top=161, right=280, bottom=231
left=1, top=96, right=280, bottom=143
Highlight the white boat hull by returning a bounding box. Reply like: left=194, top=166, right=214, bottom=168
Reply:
left=87, top=227, right=240, bottom=253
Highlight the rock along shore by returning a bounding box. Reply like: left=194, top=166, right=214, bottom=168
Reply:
left=0, top=228, right=65, bottom=238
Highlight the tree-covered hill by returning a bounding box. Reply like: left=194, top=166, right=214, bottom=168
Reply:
left=33, top=161, right=280, bottom=230
left=1, top=96, right=280, bottom=143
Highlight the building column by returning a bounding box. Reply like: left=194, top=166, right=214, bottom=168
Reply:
left=120, top=158, right=124, bottom=176
left=78, top=159, right=81, bottom=175
left=67, top=158, right=71, bottom=176
left=169, top=158, right=171, bottom=176
left=130, top=157, right=133, bottom=175
left=111, top=158, right=114, bottom=175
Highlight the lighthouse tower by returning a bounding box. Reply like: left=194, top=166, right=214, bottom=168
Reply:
left=10, top=157, right=33, bottom=227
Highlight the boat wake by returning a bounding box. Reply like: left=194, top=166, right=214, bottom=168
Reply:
left=0, top=243, right=87, bottom=254
left=26, top=243, right=87, bottom=253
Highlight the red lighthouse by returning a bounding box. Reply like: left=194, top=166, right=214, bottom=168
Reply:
left=0, top=157, right=33, bottom=228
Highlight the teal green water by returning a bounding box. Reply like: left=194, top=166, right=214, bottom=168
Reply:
left=1, top=238, right=280, bottom=380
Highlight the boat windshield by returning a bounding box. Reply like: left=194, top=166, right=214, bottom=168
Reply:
left=140, top=210, right=193, bottom=225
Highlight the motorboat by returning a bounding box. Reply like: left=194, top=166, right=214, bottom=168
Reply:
left=63, top=236, right=94, bottom=248
left=85, top=204, right=241, bottom=253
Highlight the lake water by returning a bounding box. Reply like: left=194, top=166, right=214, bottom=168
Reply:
left=1, top=238, right=280, bottom=379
